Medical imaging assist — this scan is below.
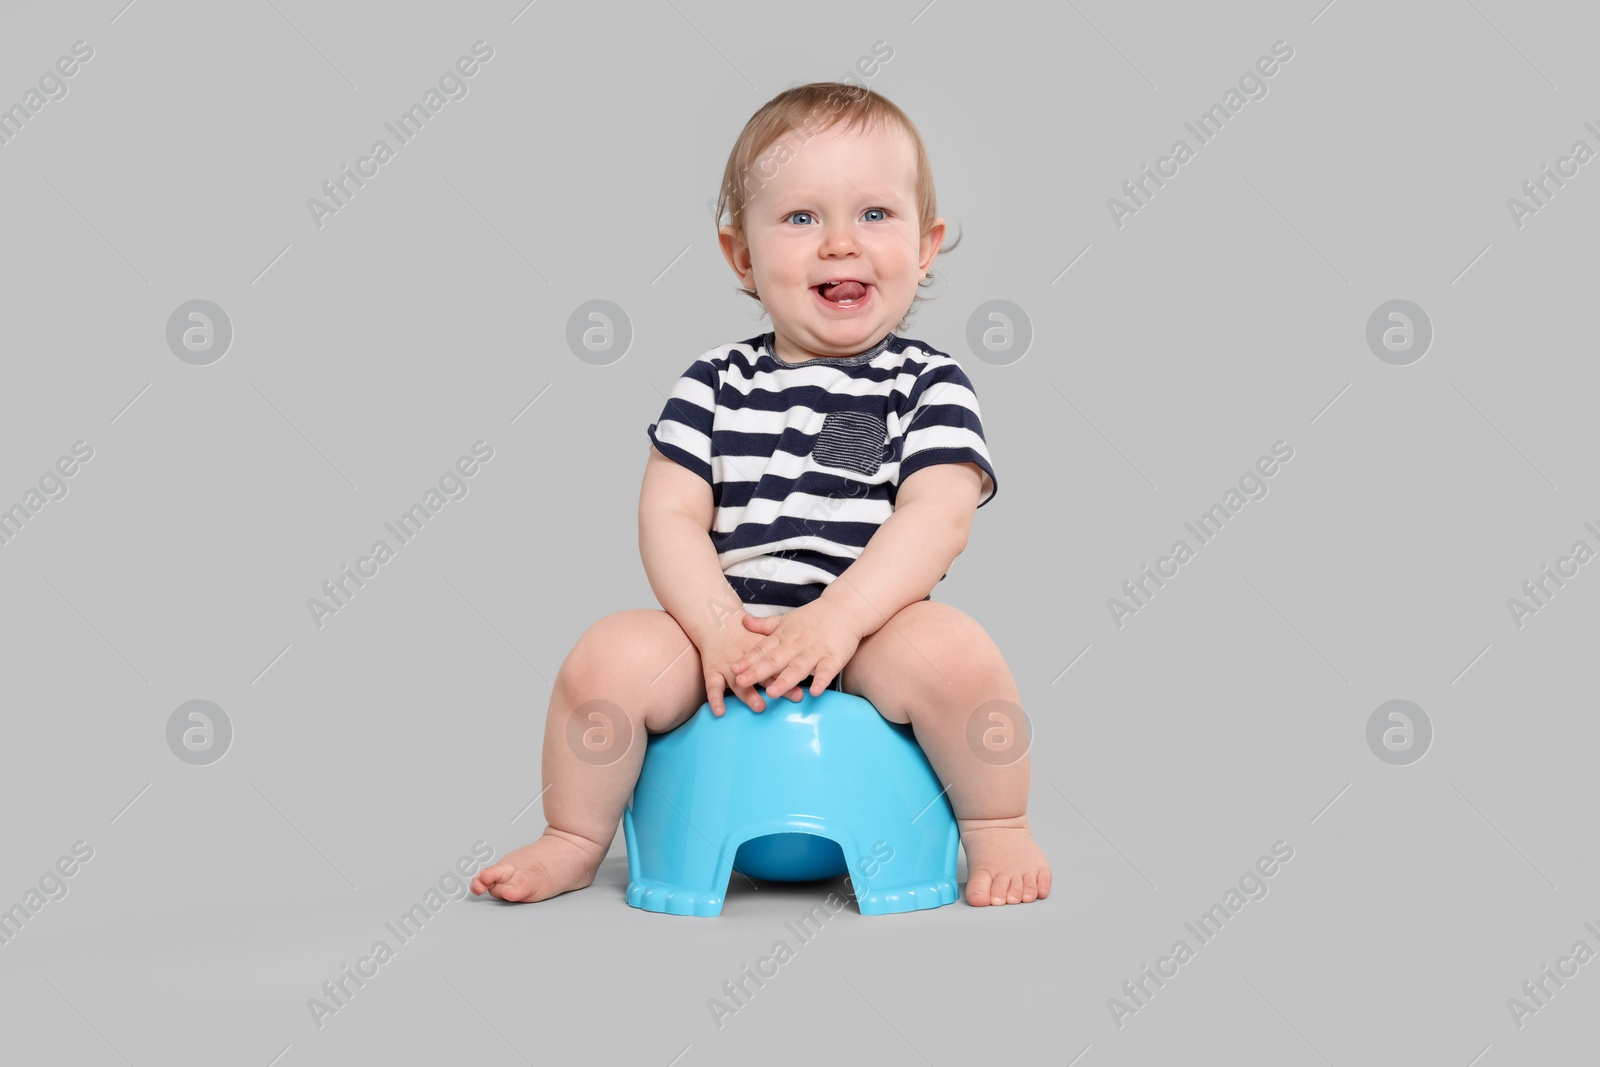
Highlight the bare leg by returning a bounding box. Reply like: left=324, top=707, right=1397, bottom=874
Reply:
left=471, top=610, right=709, bottom=903
left=838, top=601, right=1051, bottom=906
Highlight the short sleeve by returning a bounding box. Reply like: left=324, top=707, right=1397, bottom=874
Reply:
left=896, top=359, right=997, bottom=507
left=646, top=357, right=718, bottom=485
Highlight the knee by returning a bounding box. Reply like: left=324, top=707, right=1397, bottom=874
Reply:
left=897, top=602, right=1007, bottom=697
left=558, top=609, right=664, bottom=696
left=903, top=601, right=995, bottom=662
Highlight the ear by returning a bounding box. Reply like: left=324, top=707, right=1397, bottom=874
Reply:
left=719, top=224, right=755, bottom=290
left=918, top=216, right=946, bottom=275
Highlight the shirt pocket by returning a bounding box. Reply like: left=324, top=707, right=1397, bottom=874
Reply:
left=810, top=410, right=889, bottom=477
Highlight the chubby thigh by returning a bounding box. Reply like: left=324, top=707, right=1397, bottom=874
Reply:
left=836, top=600, right=1005, bottom=725
left=565, top=603, right=1002, bottom=735
left=560, top=608, right=713, bottom=734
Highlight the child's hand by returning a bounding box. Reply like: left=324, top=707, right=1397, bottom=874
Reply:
left=732, top=601, right=862, bottom=700
left=698, top=622, right=805, bottom=717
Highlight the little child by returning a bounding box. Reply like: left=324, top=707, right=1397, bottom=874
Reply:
left=473, top=82, right=1050, bottom=907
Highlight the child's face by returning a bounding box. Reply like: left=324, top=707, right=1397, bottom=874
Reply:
left=719, top=119, right=944, bottom=362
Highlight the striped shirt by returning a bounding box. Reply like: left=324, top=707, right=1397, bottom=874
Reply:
left=647, top=331, right=997, bottom=616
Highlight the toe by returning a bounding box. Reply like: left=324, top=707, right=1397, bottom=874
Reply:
left=987, top=873, right=1010, bottom=906
left=965, top=868, right=994, bottom=907
left=1005, top=876, right=1024, bottom=905
left=1020, top=870, right=1039, bottom=903
left=492, top=865, right=550, bottom=902
left=472, top=862, right=511, bottom=895
left=1037, top=864, right=1052, bottom=899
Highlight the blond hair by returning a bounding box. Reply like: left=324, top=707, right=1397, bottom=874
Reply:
left=714, top=82, right=959, bottom=327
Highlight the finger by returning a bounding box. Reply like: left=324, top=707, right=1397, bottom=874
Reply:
left=752, top=643, right=806, bottom=694
left=757, top=672, right=805, bottom=703
left=737, top=679, right=766, bottom=713
left=736, top=637, right=778, bottom=673
left=734, top=647, right=777, bottom=687
left=764, top=659, right=814, bottom=700
left=743, top=613, right=778, bottom=633
left=706, top=677, right=725, bottom=717
left=808, top=658, right=840, bottom=697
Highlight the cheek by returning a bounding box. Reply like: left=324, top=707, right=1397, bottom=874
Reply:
left=885, top=235, right=923, bottom=270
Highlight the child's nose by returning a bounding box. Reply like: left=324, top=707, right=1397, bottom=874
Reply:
left=821, top=225, right=858, bottom=253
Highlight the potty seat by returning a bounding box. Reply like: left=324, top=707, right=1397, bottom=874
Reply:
left=623, top=689, right=960, bottom=917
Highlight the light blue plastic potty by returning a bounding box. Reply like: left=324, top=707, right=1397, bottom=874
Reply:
left=623, top=689, right=960, bottom=917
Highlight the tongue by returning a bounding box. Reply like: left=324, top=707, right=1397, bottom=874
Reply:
left=821, top=281, right=867, bottom=301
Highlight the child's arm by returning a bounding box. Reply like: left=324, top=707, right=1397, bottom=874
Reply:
left=639, top=445, right=741, bottom=644
left=732, top=462, right=984, bottom=696
left=639, top=444, right=795, bottom=714
left=817, top=461, right=984, bottom=637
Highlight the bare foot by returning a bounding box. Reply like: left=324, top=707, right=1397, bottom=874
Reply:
left=470, top=829, right=608, bottom=903
left=958, top=816, right=1051, bottom=906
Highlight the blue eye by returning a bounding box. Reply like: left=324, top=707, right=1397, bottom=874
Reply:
left=783, top=208, right=890, bottom=225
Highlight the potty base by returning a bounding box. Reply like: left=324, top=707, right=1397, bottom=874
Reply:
left=623, top=691, right=960, bottom=917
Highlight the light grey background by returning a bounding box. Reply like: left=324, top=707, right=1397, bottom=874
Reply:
left=1, top=0, right=1595, bottom=1064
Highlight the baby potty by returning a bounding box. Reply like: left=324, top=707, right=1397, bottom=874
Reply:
left=623, top=689, right=960, bottom=917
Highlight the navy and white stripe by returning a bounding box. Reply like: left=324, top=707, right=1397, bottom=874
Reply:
left=647, top=331, right=997, bottom=616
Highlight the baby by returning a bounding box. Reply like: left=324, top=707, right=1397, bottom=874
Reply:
left=472, top=82, right=1050, bottom=908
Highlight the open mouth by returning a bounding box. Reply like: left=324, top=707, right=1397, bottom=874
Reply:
left=813, top=279, right=870, bottom=309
